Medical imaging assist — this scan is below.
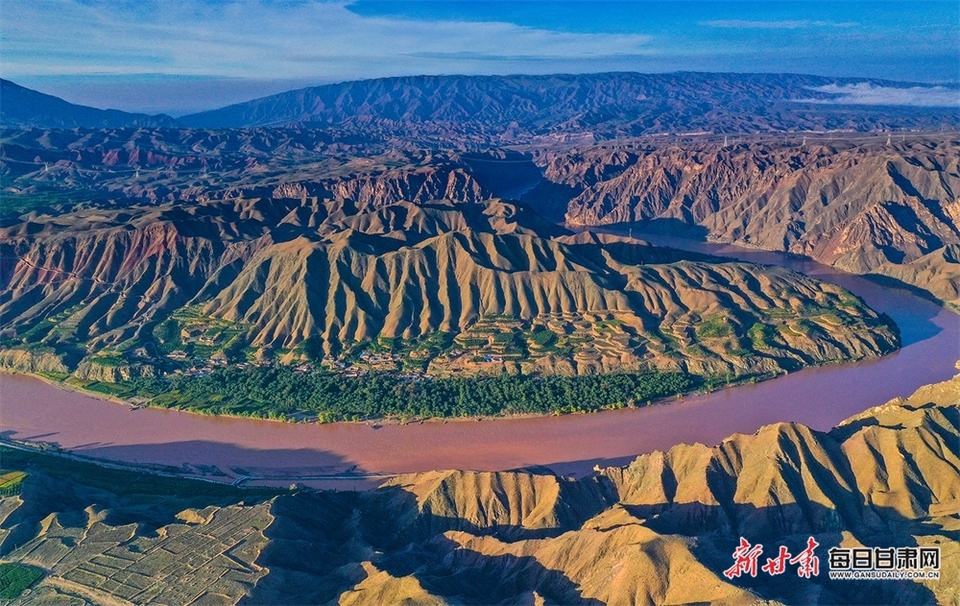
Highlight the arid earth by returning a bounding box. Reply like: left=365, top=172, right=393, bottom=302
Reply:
left=6, top=123, right=940, bottom=394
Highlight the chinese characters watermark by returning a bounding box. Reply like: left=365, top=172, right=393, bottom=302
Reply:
left=724, top=538, right=940, bottom=581
left=724, top=537, right=818, bottom=579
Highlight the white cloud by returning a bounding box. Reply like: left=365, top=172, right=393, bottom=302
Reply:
left=803, top=83, right=960, bottom=108
left=702, top=20, right=858, bottom=30
left=0, top=0, right=655, bottom=80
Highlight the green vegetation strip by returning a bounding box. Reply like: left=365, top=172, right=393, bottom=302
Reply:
left=0, top=470, right=26, bottom=497
left=124, top=368, right=696, bottom=422
left=0, top=563, right=44, bottom=600
left=0, top=471, right=26, bottom=491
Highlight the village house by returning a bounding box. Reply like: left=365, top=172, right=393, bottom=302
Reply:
left=180, top=326, right=204, bottom=340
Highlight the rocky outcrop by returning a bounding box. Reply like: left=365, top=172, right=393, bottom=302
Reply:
left=602, top=384, right=960, bottom=535
left=73, top=359, right=158, bottom=383
left=1, top=217, right=231, bottom=350
left=371, top=469, right=613, bottom=543
left=871, top=244, right=960, bottom=308
left=329, top=166, right=485, bottom=207
left=0, top=348, right=69, bottom=374
left=548, top=139, right=960, bottom=276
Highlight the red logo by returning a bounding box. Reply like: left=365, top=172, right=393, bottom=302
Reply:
left=790, top=537, right=820, bottom=578
left=725, top=537, right=821, bottom=579
left=761, top=545, right=791, bottom=576
left=724, top=537, right=764, bottom=579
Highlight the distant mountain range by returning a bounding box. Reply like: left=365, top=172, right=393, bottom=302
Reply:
left=0, top=79, right=178, bottom=129
left=3, top=74, right=957, bottom=138
left=176, top=72, right=959, bottom=135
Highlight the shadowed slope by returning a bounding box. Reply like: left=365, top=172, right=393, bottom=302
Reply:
left=870, top=244, right=960, bottom=309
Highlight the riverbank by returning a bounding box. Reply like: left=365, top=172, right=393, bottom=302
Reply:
left=2, top=236, right=956, bottom=487
left=0, top=358, right=864, bottom=428
left=2, top=366, right=732, bottom=426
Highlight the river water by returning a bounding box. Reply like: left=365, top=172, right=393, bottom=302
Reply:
left=1, top=235, right=957, bottom=488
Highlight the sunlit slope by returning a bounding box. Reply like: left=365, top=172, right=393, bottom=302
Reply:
left=3, top=373, right=957, bottom=605
left=278, top=373, right=960, bottom=605
left=1, top=198, right=897, bottom=376
left=603, top=387, right=960, bottom=534
left=4, top=126, right=956, bottom=310
left=371, top=469, right=614, bottom=542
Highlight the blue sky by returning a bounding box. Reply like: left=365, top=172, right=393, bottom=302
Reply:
left=2, top=1, right=957, bottom=115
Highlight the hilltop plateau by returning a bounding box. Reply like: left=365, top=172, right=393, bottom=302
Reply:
left=1, top=372, right=956, bottom=604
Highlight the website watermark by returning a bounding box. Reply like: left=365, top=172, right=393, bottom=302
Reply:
left=723, top=538, right=940, bottom=581
left=827, top=546, right=941, bottom=581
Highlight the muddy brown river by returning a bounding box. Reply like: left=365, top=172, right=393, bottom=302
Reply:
left=2, top=234, right=958, bottom=489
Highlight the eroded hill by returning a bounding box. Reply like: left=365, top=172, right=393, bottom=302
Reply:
left=4, top=127, right=957, bottom=312
left=2, top=373, right=957, bottom=604
left=0, top=129, right=541, bottom=214
left=528, top=138, right=960, bottom=307
left=0, top=196, right=898, bottom=388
